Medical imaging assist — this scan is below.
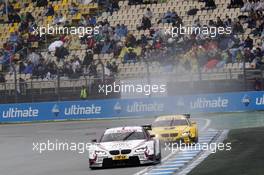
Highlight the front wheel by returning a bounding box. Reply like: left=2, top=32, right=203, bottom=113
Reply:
left=192, top=137, right=199, bottom=143
left=90, top=166, right=99, bottom=170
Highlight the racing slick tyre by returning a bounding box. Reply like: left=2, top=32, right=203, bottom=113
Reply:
left=90, top=166, right=101, bottom=170
left=192, top=137, right=199, bottom=144
left=154, top=143, right=162, bottom=164
left=155, top=153, right=161, bottom=164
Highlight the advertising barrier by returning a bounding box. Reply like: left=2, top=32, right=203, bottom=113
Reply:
left=0, top=91, right=264, bottom=122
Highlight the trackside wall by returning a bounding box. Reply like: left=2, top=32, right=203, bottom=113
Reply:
left=0, top=91, right=264, bottom=122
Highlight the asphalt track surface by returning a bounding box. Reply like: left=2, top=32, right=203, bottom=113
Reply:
left=1, top=111, right=264, bottom=175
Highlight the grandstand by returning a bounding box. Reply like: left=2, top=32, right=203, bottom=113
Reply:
left=0, top=0, right=263, bottom=103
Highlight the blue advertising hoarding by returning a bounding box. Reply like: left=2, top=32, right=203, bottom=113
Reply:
left=0, top=91, right=264, bottom=122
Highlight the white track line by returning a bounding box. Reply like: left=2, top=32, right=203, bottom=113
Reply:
left=200, top=118, right=211, bottom=131
left=177, top=130, right=229, bottom=175
left=134, top=149, right=179, bottom=175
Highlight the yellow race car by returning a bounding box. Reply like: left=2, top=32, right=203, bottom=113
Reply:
left=151, top=114, right=198, bottom=144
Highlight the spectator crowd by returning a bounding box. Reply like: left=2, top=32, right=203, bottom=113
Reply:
left=0, top=0, right=263, bottom=83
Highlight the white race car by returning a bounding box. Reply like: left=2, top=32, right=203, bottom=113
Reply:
left=89, top=126, right=161, bottom=169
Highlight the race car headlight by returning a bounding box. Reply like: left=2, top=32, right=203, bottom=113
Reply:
left=182, top=131, right=190, bottom=137
left=94, top=150, right=107, bottom=155
left=135, top=146, right=147, bottom=153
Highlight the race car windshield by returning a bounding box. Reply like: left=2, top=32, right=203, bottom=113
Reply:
left=100, top=132, right=146, bottom=142
left=153, top=119, right=188, bottom=127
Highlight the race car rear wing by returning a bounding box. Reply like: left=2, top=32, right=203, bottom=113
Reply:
left=142, top=125, right=152, bottom=130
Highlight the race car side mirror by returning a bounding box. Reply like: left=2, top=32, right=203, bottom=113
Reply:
left=91, top=139, right=97, bottom=143
left=142, top=125, right=152, bottom=130
left=150, top=134, right=155, bottom=138
left=184, top=114, right=191, bottom=119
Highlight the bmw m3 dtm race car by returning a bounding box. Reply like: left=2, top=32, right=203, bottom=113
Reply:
left=89, top=126, right=161, bottom=169
left=150, top=114, right=198, bottom=144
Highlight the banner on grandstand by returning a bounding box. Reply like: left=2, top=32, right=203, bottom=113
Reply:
left=0, top=91, right=264, bottom=122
